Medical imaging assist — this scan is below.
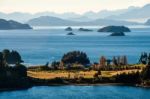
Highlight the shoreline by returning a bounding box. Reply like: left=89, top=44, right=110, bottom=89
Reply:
left=0, top=82, right=149, bottom=92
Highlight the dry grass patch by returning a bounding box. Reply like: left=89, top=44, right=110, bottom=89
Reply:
left=28, top=69, right=142, bottom=79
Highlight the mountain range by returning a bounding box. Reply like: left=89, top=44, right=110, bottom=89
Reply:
left=27, top=16, right=140, bottom=26
left=0, top=3, right=150, bottom=23
left=106, top=4, right=150, bottom=22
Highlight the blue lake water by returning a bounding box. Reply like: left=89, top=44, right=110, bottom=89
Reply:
left=0, top=86, right=150, bottom=99
left=0, top=25, right=150, bottom=65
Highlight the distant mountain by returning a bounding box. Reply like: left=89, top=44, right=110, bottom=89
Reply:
left=0, top=3, right=150, bottom=23
left=106, top=4, right=150, bottom=22
left=0, top=12, right=81, bottom=23
left=83, top=18, right=140, bottom=26
left=34, top=12, right=81, bottom=19
left=27, top=16, right=140, bottom=26
left=83, top=6, right=139, bottom=19
left=68, top=16, right=93, bottom=22
left=0, top=19, right=32, bottom=30
left=27, top=16, right=78, bottom=26
left=145, top=19, right=150, bottom=25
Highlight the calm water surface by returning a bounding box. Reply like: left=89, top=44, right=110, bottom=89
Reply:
left=0, top=86, right=150, bottom=99
left=0, top=25, right=150, bottom=65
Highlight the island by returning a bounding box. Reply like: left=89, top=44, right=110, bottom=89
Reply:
left=98, top=26, right=131, bottom=32
left=98, top=26, right=130, bottom=36
left=78, top=28, right=93, bottom=31
left=0, top=19, right=32, bottom=30
left=65, top=27, right=73, bottom=31
left=67, top=32, right=75, bottom=35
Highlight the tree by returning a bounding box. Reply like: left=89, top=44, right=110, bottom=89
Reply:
left=1, top=50, right=24, bottom=65
left=148, top=53, right=150, bottom=65
left=6, top=50, right=23, bottom=64
left=112, top=56, right=118, bottom=66
left=51, top=61, right=60, bottom=70
left=139, top=52, right=148, bottom=64
left=61, top=51, right=90, bottom=65
left=2, top=49, right=10, bottom=59
left=141, top=65, right=150, bottom=80
left=99, top=56, right=106, bottom=68
left=0, top=52, right=3, bottom=66
left=13, top=64, right=27, bottom=77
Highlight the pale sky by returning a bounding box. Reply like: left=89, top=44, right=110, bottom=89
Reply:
left=0, top=0, right=150, bottom=14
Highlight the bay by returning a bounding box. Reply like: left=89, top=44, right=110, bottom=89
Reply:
left=0, top=25, right=150, bottom=66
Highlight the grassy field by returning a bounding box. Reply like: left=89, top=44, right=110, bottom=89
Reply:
left=28, top=69, right=141, bottom=79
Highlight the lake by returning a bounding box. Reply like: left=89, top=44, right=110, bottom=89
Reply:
left=0, top=86, right=150, bottom=99
left=0, top=25, right=150, bottom=66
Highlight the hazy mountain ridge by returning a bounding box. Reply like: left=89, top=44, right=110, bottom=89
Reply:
left=83, top=6, right=139, bottom=19
left=27, top=16, right=141, bottom=26
left=106, top=4, right=150, bottom=22
left=0, top=3, right=150, bottom=23
left=0, top=19, right=32, bottom=30
left=27, top=16, right=78, bottom=26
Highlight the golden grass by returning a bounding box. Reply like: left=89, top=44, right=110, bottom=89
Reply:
left=28, top=69, right=141, bottom=79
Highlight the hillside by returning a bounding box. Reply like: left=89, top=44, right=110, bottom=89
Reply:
left=0, top=19, right=32, bottom=30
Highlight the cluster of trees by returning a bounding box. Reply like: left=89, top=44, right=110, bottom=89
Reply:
left=112, top=56, right=128, bottom=66
left=0, top=49, right=29, bottom=89
left=115, top=64, right=150, bottom=85
left=99, top=56, right=128, bottom=67
left=51, top=61, right=61, bottom=70
left=49, top=51, right=90, bottom=70
left=95, top=55, right=128, bottom=70
left=61, top=51, right=90, bottom=65
left=115, top=71, right=141, bottom=84
left=139, top=52, right=150, bottom=65
left=0, top=49, right=23, bottom=66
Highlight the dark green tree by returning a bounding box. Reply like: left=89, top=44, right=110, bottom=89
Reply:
left=13, top=64, right=27, bottom=77
left=6, top=50, right=23, bottom=64
left=61, top=51, right=90, bottom=65
left=141, top=65, right=150, bottom=80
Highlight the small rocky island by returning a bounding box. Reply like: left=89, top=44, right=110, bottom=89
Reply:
left=65, top=27, right=73, bottom=31
left=78, top=28, right=93, bottom=31
left=67, top=32, right=75, bottom=35
left=0, top=19, right=32, bottom=30
left=98, top=26, right=131, bottom=36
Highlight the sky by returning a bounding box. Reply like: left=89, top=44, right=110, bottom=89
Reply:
left=0, top=0, right=150, bottom=14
